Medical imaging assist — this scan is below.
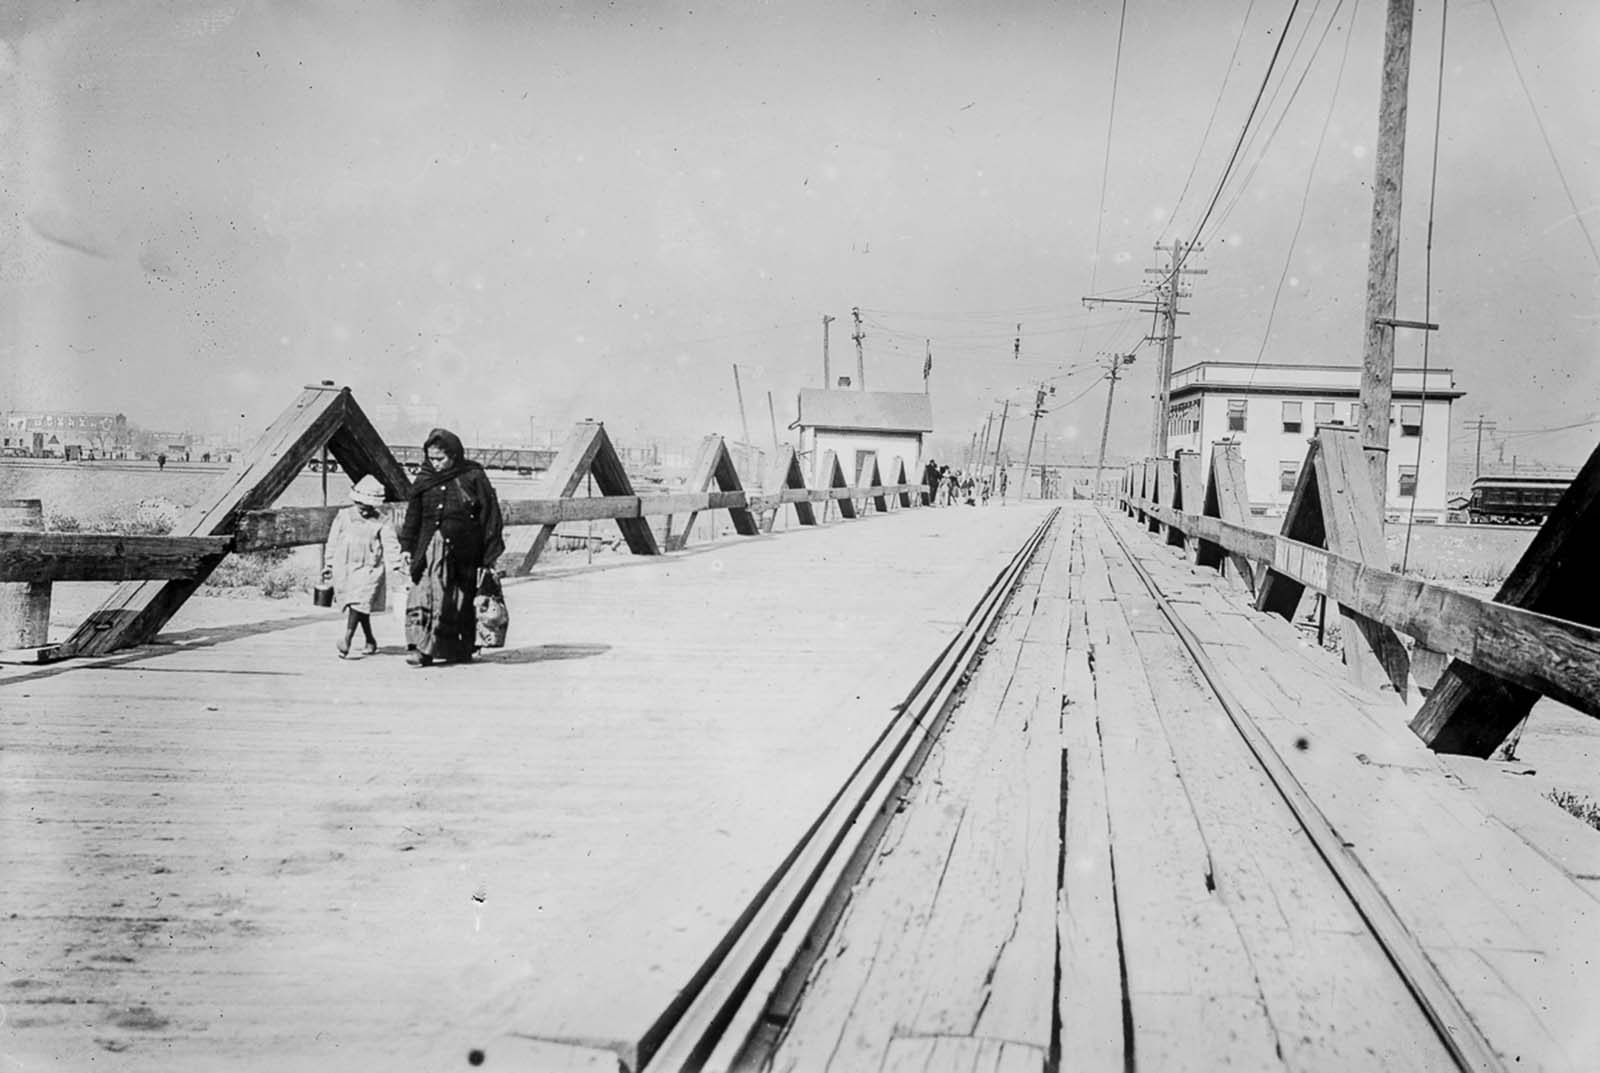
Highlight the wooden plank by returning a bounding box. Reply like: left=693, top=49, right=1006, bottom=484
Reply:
left=514, top=422, right=609, bottom=572
left=322, top=391, right=414, bottom=500
left=1057, top=518, right=1127, bottom=1072
left=665, top=435, right=758, bottom=551
left=763, top=525, right=1058, bottom=1072
left=58, top=385, right=350, bottom=657
left=1194, top=443, right=1259, bottom=594
left=1079, top=528, right=1283, bottom=1070
left=233, top=504, right=406, bottom=551
left=1413, top=435, right=1600, bottom=755
left=820, top=451, right=856, bottom=520
left=1125, top=624, right=1461, bottom=1071
left=0, top=532, right=234, bottom=582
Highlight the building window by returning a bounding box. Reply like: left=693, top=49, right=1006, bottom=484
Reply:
left=1279, top=460, right=1300, bottom=492
left=1314, top=401, right=1336, bottom=426
left=1282, top=400, right=1302, bottom=433
left=1350, top=403, right=1361, bottom=426
left=1227, top=399, right=1247, bottom=431
left=1400, top=404, right=1423, bottom=437
left=1398, top=465, right=1418, bottom=498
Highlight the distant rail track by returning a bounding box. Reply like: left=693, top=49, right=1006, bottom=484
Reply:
left=590, top=509, right=1060, bottom=1073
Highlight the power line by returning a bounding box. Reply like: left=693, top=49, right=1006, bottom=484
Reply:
left=1207, top=0, right=1354, bottom=243
left=1086, top=0, right=1131, bottom=305
left=1402, top=0, right=1450, bottom=575
left=1166, top=0, right=1261, bottom=232
left=1484, top=0, right=1600, bottom=270
left=1167, top=0, right=1305, bottom=283
left=1250, top=0, right=1359, bottom=370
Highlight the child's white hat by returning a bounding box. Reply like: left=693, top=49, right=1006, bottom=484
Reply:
left=350, top=475, right=387, bottom=507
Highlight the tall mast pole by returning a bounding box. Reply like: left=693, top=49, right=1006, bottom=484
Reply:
left=822, top=314, right=835, bottom=389
left=1359, top=0, right=1415, bottom=516
left=852, top=306, right=865, bottom=390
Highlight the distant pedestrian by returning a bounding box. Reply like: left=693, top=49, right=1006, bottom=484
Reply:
left=939, top=465, right=956, bottom=506
left=923, top=459, right=940, bottom=506
left=400, top=428, right=505, bottom=667
left=323, top=475, right=401, bottom=659
left=156, top=453, right=166, bottom=470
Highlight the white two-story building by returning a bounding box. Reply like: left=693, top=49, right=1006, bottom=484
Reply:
left=1163, top=362, right=1464, bottom=521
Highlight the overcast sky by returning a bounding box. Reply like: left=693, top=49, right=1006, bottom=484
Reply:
left=1, top=0, right=1595, bottom=467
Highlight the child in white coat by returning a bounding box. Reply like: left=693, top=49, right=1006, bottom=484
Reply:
left=322, top=475, right=402, bottom=658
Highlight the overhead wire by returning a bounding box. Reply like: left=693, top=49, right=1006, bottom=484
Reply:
left=1165, top=0, right=1261, bottom=233
left=1483, top=0, right=1600, bottom=271
left=1248, top=0, right=1359, bottom=373
left=1085, top=0, right=1131, bottom=308
left=1207, top=0, right=1351, bottom=243
left=1402, top=0, right=1449, bottom=574
left=1202, top=0, right=1331, bottom=231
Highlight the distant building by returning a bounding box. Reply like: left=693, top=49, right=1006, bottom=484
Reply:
left=793, top=389, right=934, bottom=489
left=2, top=410, right=129, bottom=457
left=1163, top=362, right=1463, bottom=521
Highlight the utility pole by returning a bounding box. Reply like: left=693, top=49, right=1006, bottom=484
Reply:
left=923, top=339, right=932, bottom=395
left=767, top=391, right=780, bottom=455
left=978, top=411, right=994, bottom=473
left=1095, top=354, right=1136, bottom=500
left=822, top=314, right=835, bottom=389
left=1472, top=414, right=1497, bottom=480
left=967, top=432, right=978, bottom=470
left=732, top=363, right=752, bottom=447
left=1040, top=431, right=1049, bottom=499
left=1359, top=0, right=1417, bottom=515
left=1019, top=382, right=1051, bottom=503
left=852, top=307, right=865, bottom=390
left=1147, top=238, right=1204, bottom=458
left=989, top=400, right=1010, bottom=498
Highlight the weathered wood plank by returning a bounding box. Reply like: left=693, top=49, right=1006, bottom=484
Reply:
left=1080, top=527, right=1283, bottom=1070
left=1057, top=517, right=1127, bottom=1072
left=58, top=385, right=350, bottom=657
left=0, top=532, right=235, bottom=582
left=1412, top=435, right=1600, bottom=755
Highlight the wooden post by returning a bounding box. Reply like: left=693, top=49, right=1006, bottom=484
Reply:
left=1195, top=444, right=1258, bottom=595
left=0, top=499, right=50, bottom=649
left=1411, top=434, right=1600, bottom=755
left=1358, top=0, right=1415, bottom=514
left=1170, top=450, right=1200, bottom=549
left=1144, top=459, right=1161, bottom=533
left=1256, top=428, right=1415, bottom=703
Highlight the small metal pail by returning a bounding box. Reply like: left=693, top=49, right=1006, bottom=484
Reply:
left=312, top=584, right=335, bottom=608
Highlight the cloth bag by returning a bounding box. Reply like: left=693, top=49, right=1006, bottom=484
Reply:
left=475, top=569, right=509, bottom=649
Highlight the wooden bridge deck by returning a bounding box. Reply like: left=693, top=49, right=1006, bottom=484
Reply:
left=0, top=502, right=1053, bottom=1071
left=3, top=502, right=1598, bottom=1072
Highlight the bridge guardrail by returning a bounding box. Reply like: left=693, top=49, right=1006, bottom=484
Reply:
left=1116, top=428, right=1600, bottom=757
left=0, top=384, right=932, bottom=662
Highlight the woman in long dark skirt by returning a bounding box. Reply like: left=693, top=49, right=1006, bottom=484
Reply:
left=399, top=428, right=505, bottom=667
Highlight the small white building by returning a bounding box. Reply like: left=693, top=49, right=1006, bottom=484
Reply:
left=1163, top=362, right=1464, bottom=521
left=793, top=389, right=934, bottom=488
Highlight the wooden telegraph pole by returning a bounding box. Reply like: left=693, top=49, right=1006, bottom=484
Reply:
left=1095, top=354, right=1136, bottom=500
left=1358, top=0, right=1416, bottom=516
left=989, top=400, right=1010, bottom=498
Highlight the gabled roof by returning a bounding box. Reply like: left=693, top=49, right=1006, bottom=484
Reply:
left=794, top=389, right=934, bottom=433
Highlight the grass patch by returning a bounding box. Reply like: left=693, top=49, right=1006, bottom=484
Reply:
left=46, top=501, right=314, bottom=598
left=1547, top=790, right=1600, bottom=832
left=47, top=500, right=179, bottom=536
left=202, top=549, right=312, bottom=599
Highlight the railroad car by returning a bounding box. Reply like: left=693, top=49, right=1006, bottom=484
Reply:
left=1466, top=474, right=1571, bottom=526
